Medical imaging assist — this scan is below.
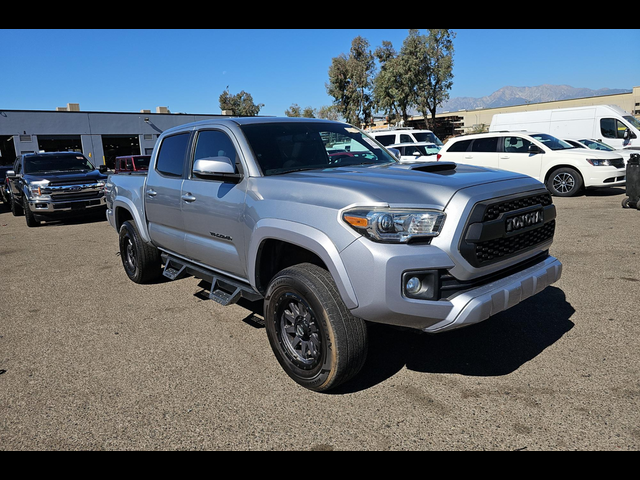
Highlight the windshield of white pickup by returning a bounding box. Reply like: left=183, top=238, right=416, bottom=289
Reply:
left=240, top=122, right=397, bottom=176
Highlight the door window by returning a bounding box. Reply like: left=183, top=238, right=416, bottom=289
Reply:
left=156, top=132, right=190, bottom=177
left=600, top=118, right=627, bottom=139
left=193, top=130, right=240, bottom=173
left=470, top=137, right=498, bottom=152
left=502, top=136, right=532, bottom=153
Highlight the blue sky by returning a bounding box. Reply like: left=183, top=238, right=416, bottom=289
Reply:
left=1, top=29, right=638, bottom=116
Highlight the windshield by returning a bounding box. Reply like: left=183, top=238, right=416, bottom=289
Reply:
left=240, top=122, right=397, bottom=176
left=413, top=131, right=444, bottom=146
left=530, top=133, right=574, bottom=151
left=578, top=139, right=615, bottom=151
left=623, top=115, right=640, bottom=130
left=24, top=154, right=95, bottom=174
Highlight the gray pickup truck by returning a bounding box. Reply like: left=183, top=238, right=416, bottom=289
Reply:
left=105, top=117, right=562, bottom=392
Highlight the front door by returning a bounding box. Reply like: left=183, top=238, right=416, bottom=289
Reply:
left=181, top=128, right=248, bottom=279
left=498, top=135, right=542, bottom=181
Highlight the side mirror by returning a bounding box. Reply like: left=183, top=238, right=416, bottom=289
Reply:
left=388, top=148, right=401, bottom=160
left=528, top=144, right=544, bottom=154
left=98, top=165, right=108, bottom=173
left=193, top=156, right=237, bottom=176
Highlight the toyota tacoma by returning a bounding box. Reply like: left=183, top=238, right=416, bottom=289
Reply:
left=105, top=117, right=562, bottom=392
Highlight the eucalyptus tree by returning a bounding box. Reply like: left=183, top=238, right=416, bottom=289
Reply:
left=413, top=29, right=456, bottom=130
left=326, top=36, right=376, bottom=127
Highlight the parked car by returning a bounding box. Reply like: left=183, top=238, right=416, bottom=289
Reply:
left=563, top=138, right=632, bottom=165
left=6, top=151, right=108, bottom=226
left=367, top=127, right=444, bottom=147
left=437, top=131, right=626, bottom=197
left=390, top=142, right=440, bottom=163
left=115, top=155, right=151, bottom=174
left=106, top=117, right=562, bottom=391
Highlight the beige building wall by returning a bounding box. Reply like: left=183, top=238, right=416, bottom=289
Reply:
left=437, top=85, right=640, bottom=135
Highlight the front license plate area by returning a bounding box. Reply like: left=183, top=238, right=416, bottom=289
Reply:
left=505, top=208, right=543, bottom=233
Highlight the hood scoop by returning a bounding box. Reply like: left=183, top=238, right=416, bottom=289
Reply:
left=408, top=161, right=457, bottom=173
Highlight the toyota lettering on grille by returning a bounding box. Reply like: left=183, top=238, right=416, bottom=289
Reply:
left=505, top=209, right=543, bottom=233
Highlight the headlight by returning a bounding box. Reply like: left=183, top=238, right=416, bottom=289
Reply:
left=28, top=181, right=50, bottom=197
left=585, top=158, right=611, bottom=166
left=342, top=208, right=445, bottom=243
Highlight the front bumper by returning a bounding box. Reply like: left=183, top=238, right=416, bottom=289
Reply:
left=583, top=167, right=626, bottom=188
left=27, top=195, right=106, bottom=214
left=341, top=238, right=562, bottom=333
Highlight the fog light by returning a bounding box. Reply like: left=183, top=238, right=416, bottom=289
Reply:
left=406, top=276, right=421, bottom=294
left=402, top=270, right=439, bottom=300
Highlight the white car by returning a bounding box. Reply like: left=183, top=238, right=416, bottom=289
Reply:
left=438, top=131, right=626, bottom=197
left=389, top=142, right=440, bottom=163
left=563, top=138, right=632, bottom=166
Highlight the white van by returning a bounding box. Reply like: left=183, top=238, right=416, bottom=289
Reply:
left=367, top=127, right=444, bottom=148
left=489, top=105, right=640, bottom=151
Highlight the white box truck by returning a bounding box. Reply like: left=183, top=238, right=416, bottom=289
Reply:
left=489, top=105, right=640, bottom=151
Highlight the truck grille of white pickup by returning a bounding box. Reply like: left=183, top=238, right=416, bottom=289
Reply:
left=461, top=192, right=556, bottom=267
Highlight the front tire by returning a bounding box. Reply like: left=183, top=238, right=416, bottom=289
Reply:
left=264, top=263, right=368, bottom=392
left=23, top=197, right=39, bottom=227
left=118, top=220, right=162, bottom=283
left=546, top=167, right=583, bottom=197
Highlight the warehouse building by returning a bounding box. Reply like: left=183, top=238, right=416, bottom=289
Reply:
left=0, top=104, right=223, bottom=168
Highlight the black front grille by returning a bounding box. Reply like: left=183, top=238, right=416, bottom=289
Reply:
left=461, top=191, right=556, bottom=267
left=475, top=220, right=555, bottom=263
left=483, top=193, right=552, bottom=221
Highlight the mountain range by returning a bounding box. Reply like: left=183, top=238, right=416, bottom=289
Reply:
left=440, top=84, right=631, bottom=112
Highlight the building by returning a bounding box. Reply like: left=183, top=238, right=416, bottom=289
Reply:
left=0, top=104, right=224, bottom=168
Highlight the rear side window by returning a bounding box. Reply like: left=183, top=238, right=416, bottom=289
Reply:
left=471, top=137, right=498, bottom=152
left=447, top=139, right=472, bottom=152
left=374, top=134, right=395, bottom=146
left=156, top=132, right=190, bottom=177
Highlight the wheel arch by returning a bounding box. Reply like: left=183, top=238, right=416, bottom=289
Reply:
left=248, top=219, right=358, bottom=309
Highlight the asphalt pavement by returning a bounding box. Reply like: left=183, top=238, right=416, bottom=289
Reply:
left=0, top=186, right=639, bottom=450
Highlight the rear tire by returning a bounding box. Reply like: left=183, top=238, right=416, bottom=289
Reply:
left=10, top=195, right=23, bottom=216
left=118, top=220, right=162, bottom=283
left=264, top=263, right=368, bottom=392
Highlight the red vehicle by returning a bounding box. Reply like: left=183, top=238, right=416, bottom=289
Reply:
left=115, top=155, right=151, bottom=173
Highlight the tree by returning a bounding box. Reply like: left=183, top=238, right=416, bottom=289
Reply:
left=326, top=36, right=376, bottom=127
left=285, top=104, right=316, bottom=118
left=218, top=87, right=264, bottom=116
left=413, top=29, right=456, bottom=130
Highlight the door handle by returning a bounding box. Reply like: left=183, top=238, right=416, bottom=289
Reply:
left=464, top=155, right=473, bottom=159
left=500, top=155, right=510, bottom=159
left=146, top=189, right=157, bottom=197
left=181, top=193, right=196, bottom=203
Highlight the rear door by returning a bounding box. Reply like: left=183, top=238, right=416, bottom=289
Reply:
left=180, top=127, right=248, bottom=279
left=145, top=131, right=191, bottom=254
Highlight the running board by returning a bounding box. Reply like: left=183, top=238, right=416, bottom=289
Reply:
left=160, top=252, right=262, bottom=306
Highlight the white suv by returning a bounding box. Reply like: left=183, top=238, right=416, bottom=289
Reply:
left=437, top=131, right=626, bottom=196
left=367, top=127, right=444, bottom=148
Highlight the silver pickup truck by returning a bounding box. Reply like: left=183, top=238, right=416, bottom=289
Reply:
left=105, top=117, right=562, bottom=392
